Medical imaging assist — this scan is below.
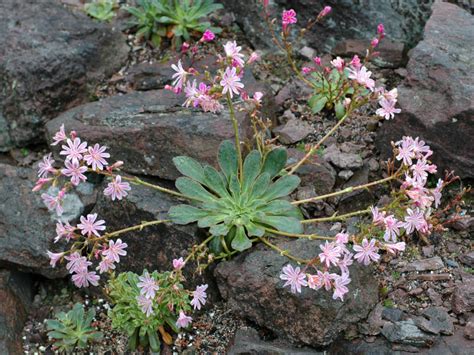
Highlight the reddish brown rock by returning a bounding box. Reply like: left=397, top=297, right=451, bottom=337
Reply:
left=452, top=281, right=474, bottom=314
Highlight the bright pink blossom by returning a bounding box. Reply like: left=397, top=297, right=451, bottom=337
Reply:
left=137, top=271, right=159, bottom=299
left=104, top=175, right=131, bottom=201
left=102, top=238, right=127, bottom=263
left=377, top=23, right=385, bottom=37
left=318, top=6, right=332, bottom=18
left=371, top=38, right=379, bottom=48
left=84, top=143, right=110, bottom=171
left=61, top=160, right=88, bottom=186
left=220, top=67, right=244, bottom=98
left=191, top=284, right=208, bottom=310
left=353, top=238, right=380, bottom=266
left=282, top=9, right=297, bottom=30
left=176, top=311, right=193, bottom=328
left=201, top=29, right=215, bottom=42
left=77, top=213, right=106, bottom=237
left=350, top=55, right=362, bottom=69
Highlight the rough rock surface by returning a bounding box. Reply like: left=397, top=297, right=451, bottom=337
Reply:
left=381, top=319, right=435, bottom=347
left=0, top=164, right=95, bottom=278
left=376, top=1, right=474, bottom=179
left=46, top=90, right=254, bottom=181
left=273, top=118, right=312, bottom=144
left=91, top=179, right=215, bottom=294
left=0, top=270, right=33, bottom=354
left=451, top=281, right=474, bottom=314
left=214, top=239, right=379, bottom=347
left=0, top=0, right=128, bottom=151
left=219, top=0, right=432, bottom=51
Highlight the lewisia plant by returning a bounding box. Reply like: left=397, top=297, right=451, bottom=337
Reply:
left=33, top=3, right=467, bottom=352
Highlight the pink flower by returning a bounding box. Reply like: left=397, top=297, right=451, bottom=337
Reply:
left=318, top=241, right=342, bottom=268
left=282, top=9, right=297, bottom=30
left=41, top=192, right=64, bottom=216
left=54, top=221, right=75, bottom=243
left=406, top=186, right=434, bottom=209
left=51, top=124, right=67, bottom=146
left=371, top=206, right=386, bottom=226
left=220, top=67, right=244, bottom=98
left=371, top=38, right=379, bottom=48
left=97, top=257, right=115, bottom=274
left=318, top=5, right=332, bottom=18
left=47, top=251, right=64, bottom=268
left=376, top=98, right=401, bottom=119
left=176, top=311, right=193, bottom=328
left=348, top=66, right=375, bottom=90
left=65, top=252, right=89, bottom=273
left=384, top=242, right=406, bottom=255
left=330, top=57, right=345, bottom=72
left=171, top=60, right=189, bottom=91
left=137, top=271, right=159, bottom=299
left=307, top=273, right=323, bottom=290
left=411, top=137, right=432, bottom=159
left=104, top=175, right=131, bottom=201
left=191, top=284, right=208, bottom=310
left=403, top=208, right=427, bottom=234
left=302, top=66, right=312, bottom=74
left=350, top=55, right=362, bottom=69
left=247, top=52, right=260, bottom=64
left=396, top=137, right=416, bottom=166
left=383, top=215, right=404, bottom=242
left=313, top=57, right=322, bottom=66
left=318, top=270, right=337, bottom=291
left=432, top=179, right=443, bottom=208
left=253, top=92, right=264, bottom=103
left=332, top=273, right=351, bottom=301
left=353, top=238, right=380, bottom=266
left=377, top=23, right=385, bottom=37
left=38, top=153, right=55, bottom=178
left=102, top=238, right=127, bottom=263
left=77, top=213, right=106, bottom=237
left=61, top=160, right=88, bottom=186
left=411, top=160, right=436, bottom=183
left=335, top=231, right=350, bottom=254
left=32, top=178, right=52, bottom=192
left=201, top=29, right=215, bottom=42
left=72, top=267, right=100, bottom=288
left=223, top=41, right=245, bottom=67
left=382, top=88, right=398, bottom=101
left=173, top=257, right=185, bottom=270
left=84, top=143, right=110, bottom=171
left=137, top=295, right=154, bottom=317
left=60, top=138, right=88, bottom=164
left=338, top=253, right=354, bottom=274
left=280, top=264, right=307, bottom=293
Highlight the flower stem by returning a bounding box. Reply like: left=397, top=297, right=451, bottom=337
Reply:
left=184, top=235, right=215, bottom=264
left=226, top=93, right=244, bottom=183
left=265, top=228, right=336, bottom=241
left=90, top=219, right=169, bottom=242
left=302, top=208, right=373, bottom=224
left=287, top=111, right=350, bottom=175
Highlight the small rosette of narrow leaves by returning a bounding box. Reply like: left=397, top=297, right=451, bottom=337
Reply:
left=169, top=140, right=303, bottom=253
left=46, top=303, right=103, bottom=352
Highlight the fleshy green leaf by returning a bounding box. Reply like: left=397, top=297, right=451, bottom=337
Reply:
left=255, top=216, right=303, bottom=234
left=198, top=214, right=227, bottom=228
left=173, top=156, right=205, bottom=184
left=209, top=223, right=230, bottom=236
left=168, top=204, right=208, bottom=224
left=309, top=95, right=328, bottom=113
left=231, top=226, right=252, bottom=251
left=245, top=222, right=265, bottom=237
left=175, top=177, right=217, bottom=202
left=335, top=101, right=346, bottom=119
left=218, top=140, right=238, bottom=180
left=262, top=175, right=300, bottom=201
left=257, top=200, right=295, bottom=215
left=262, top=148, right=287, bottom=179
left=242, top=150, right=262, bottom=193
left=250, top=172, right=271, bottom=198
left=203, top=165, right=229, bottom=197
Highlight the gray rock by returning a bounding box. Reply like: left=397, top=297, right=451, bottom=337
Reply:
left=323, top=144, right=363, bottom=170
left=451, top=280, right=474, bottom=314
left=400, top=257, right=444, bottom=272
left=273, top=118, right=312, bottom=144
left=381, top=319, right=435, bottom=347
left=214, top=239, right=379, bottom=347
left=0, top=164, right=94, bottom=278
left=338, top=170, right=354, bottom=181
left=459, top=251, right=474, bottom=267
left=46, top=89, right=254, bottom=181
left=0, top=269, right=34, bottom=354
left=382, top=307, right=405, bottom=323
left=376, top=2, right=474, bottom=179
left=415, top=307, right=454, bottom=335
left=0, top=0, right=128, bottom=150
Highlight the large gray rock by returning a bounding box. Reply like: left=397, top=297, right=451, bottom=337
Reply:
left=0, top=164, right=96, bottom=278
left=376, top=1, right=474, bottom=179
left=214, top=239, right=379, bottom=347
left=46, top=89, right=256, bottom=181
left=0, top=0, right=128, bottom=151
left=219, top=0, right=432, bottom=51
left=0, top=270, right=34, bottom=354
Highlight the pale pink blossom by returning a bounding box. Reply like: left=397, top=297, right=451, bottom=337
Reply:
left=72, top=267, right=100, bottom=288
left=384, top=242, right=406, bottom=255
left=173, top=257, right=185, bottom=270
left=61, top=160, right=88, bottom=186
left=280, top=264, right=307, bottom=293
left=318, top=5, right=332, bottom=18
left=353, top=238, right=380, bottom=265
left=371, top=38, right=379, bottom=47
left=201, top=29, right=215, bottom=42
left=191, top=284, right=208, bottom=310
left=307, top=273, right=323, bottom=290
left=137, top=295, right=154, bottom=317
left=199, top=95, right=223, bottom=113
left=330, top=57, right=345, bottom=72
left=183, top=79, right=199, bottom=107
left=77, top=213, right=106, bottom=237
left=38, top=153, right=55, bottom=178
left=332, top=273, right=351, bottom=301
left=54, top=221, right=75, bottom=243
left=223, top=41, right=245, bottom=67
left=137, top=271, right=159, bottom=299
left=406, top=186, right=434, bottom=209
left=33, top=178, right=52, bottom=192
left=376, top=98, right=401, bottom=119
left=102, top=238, right=127, bottom=263
left=253, top=92, right=264, bottom=103
left=220, top=67, right=244, bottom=98
left=382, top=88, right=398, bottom=101
left=51, top=124, right=67, bottom=146
left=171, top=60, right=188, bottom=91
left=403, top=208, right=427, bottom=234
left=176, top=311, right=193, bottom=328
left=97, top=257, right=115, bottom=274
left=41, top=193, right=64, bottom=216
left=318, top=270, right=337, bottom=291
left=432, top=179, right=443, bottom=208
left=350, top=55, right=362, bottom=69
left=247, top=52, right=260, bottom=64
left=338, top=253, right=354, bottom=274
left=47, top=251, right=64, bottom=268
left=348, top=66, right=375, bottom=90
left=65, top=252, right=89, bottom=273
left=84, top=143, right=110, bottom=171
left=282, top=9, right=297, bottom=30
left=383, top=215, right=404, bottom=242
left=396, top=138, right=416, bottom=166
left=104, top=175, right=131, bottom=201
left=411, top=137, right=433, bottom=159
left=318, top=241, right=342, bottom=268
left=60, top=138, right=88, bottom=164
left=371, top=206, right=386, bottom=226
